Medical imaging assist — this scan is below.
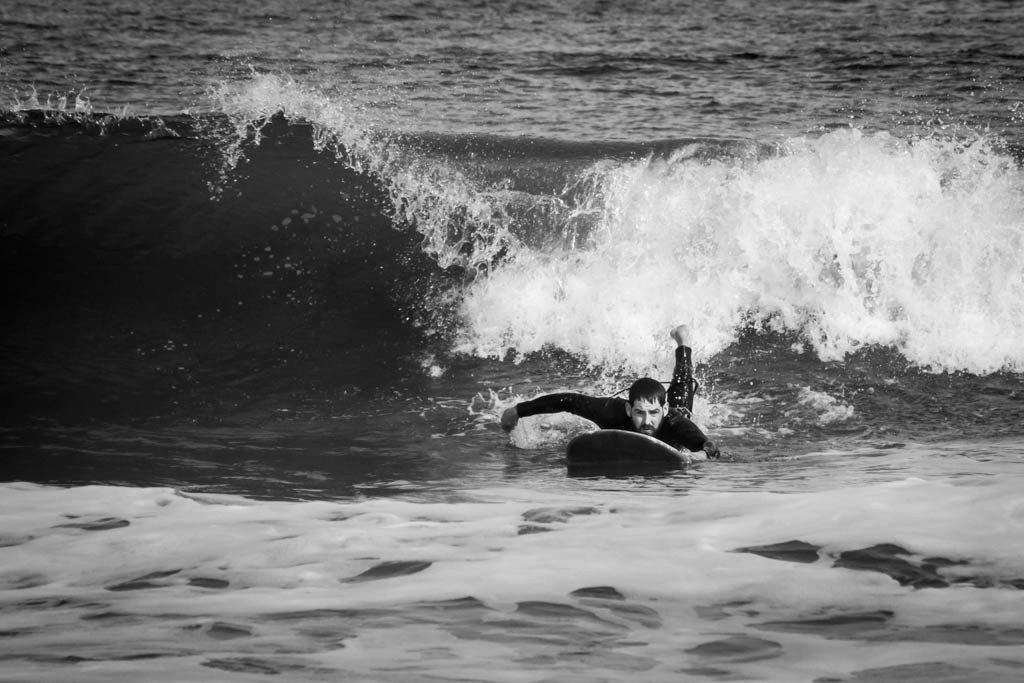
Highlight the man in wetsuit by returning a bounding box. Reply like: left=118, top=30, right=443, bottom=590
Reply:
left=500, top=325, right=720, bottom=459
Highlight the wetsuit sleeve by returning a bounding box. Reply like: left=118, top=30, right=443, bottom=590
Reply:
left=514, top=393, right=629, bottom=430
left=666, top=345, right=697, bottom=414
left=660, top=408, right=709, bottom=452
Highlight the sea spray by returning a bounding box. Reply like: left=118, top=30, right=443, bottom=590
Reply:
left=459, top=129, right=1024, bottom=376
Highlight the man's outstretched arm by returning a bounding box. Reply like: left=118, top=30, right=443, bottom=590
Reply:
left=501, top=393, right=624, bottom=432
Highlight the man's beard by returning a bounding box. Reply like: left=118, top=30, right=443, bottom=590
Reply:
left=639, top=425, right=656, bottom=435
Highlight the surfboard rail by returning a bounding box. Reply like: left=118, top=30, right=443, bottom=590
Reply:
left=566, top=429, right=684, bottom=468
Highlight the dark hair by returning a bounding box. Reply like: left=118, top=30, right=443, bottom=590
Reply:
left=627, top=377, right=666, bottom=405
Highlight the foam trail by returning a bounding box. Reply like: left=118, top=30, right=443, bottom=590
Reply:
left=459, top=130, right=1024, bottom=375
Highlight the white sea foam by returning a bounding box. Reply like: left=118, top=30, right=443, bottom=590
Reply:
left=460, top=130, right=1024, bottom=375
left=796, top=388, right=855, bottom=425
left=3, top=455, right=1024, bottom=681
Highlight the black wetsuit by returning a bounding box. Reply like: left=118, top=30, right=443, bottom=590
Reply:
left=513, top=346, right=709, bottom=452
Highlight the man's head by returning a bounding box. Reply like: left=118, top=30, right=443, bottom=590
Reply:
left=625, top=377, right=667, bottom=436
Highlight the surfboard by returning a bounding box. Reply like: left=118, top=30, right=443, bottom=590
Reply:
left=566, top=429, right=684, bottom=468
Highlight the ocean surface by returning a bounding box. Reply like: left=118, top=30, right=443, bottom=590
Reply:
left=2, top=0, right=1024, bottom=680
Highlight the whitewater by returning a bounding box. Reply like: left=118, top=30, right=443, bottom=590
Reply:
left=2, top=0, right=1024, bottom=681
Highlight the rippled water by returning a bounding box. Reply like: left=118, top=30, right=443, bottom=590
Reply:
left=4, top=0, right=1022, bottom=140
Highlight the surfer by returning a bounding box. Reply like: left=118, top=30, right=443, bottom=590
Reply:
left=500, top=325, right=720, bottom=459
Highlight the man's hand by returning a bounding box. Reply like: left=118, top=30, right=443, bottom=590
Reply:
left=702, top=439, right=720, bottom=459
left=500, top=406, right=520, bottom=432
left=670, top=324, right=690, bottom=347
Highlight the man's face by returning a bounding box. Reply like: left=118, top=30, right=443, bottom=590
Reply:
left=627, top=397, right=665, bottom=436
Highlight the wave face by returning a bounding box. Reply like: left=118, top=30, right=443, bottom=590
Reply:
left=1, top=107, right=445, bottom=422
left=2, top=76, right=1023, bottom=444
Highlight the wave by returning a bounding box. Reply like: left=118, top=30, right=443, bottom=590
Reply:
left=3, top=73, right=1023, bottom=415
left=204, top=75, right=1024, bottom=375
